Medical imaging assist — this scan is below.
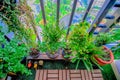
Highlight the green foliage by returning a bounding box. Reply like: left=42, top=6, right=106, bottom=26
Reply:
left=111, top=28, right=120, bottom=41
left=67, top=22, right=105, bottom=70
left=41, top=23, right=65, bottom=54
left=101, top=64, right=116, bottom=80
left=111, top=28, right=120, bottom=59
left=0, top=0, right=21, bottom=33
left=0, top=32, right=31, bottom=78
left=95, top=33, right=112, bottom=46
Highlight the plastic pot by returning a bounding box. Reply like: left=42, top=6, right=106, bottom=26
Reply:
left=46, top=50, right=60, bottom=59
left=62, top=48, right=71, bottom=59
left=94, top=46, right=114, bottom=65
left=30, top=48, right=41, bottom=58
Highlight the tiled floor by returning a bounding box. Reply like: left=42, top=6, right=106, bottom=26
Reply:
left=35, top=69, right=103, bottom=80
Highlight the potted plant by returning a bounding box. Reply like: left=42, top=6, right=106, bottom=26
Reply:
left=62, top=47, right=72, bottom=59
left=95, top=33, right=112, bottom=46
left=110, top=28, right=120, bottom=59
left=29, top=48, right=40, bottom=58
left=23, top=28, right=40, bottom=58
left=0, top=32, right=31, bottom=79
left=94, top=46, right=114, bottom=65
left=67, top=22, right=113, bottom=70
left=41, top=23, right=65, bottom=58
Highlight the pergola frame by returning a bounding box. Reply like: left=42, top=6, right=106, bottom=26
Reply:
left=39, top=0, right=116, bottom=36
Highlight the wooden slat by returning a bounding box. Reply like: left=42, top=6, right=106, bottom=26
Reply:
left=71, top=78, right=81, bottom=80
left=88, top=71, right=92, bottom=80
left=48, top=78, right=58, bottom=80
left=63, top=70, right=66, bottom=80
left=81, top=70, right=85, bottom=80
left=70, top=70, right=80, bottom=73
left=59, top=70, right=62, bottom=80
left=35, top=70, right=40, bottom=80
left=39, top=70, right=44, bottom=80
left=43, top=70, right=47, bottom=80
left=93, top=78, right=103, bottom=80
left=48, top=74, right=58, bottom=78
left=67, top=70, right=70, bottom=80
left=48, top=70, right=58, bottom=73
left=70, top=74, right=81, bottom=77
left=92, top=69, right=101, bottom=74
left=92, top=73, right=103, bottom=78
left=84, top=70, right=89, bottom=80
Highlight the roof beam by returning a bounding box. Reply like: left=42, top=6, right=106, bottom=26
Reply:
left=56, top=0, right=60, bottom=26
left=66, top=0, right=77, bottom=36
left=88, top=0, right=116, bottom=34
left=101, top=8, right=120, bottom=32
left=82, top=0, right=94, bottom=21
left=40, top=0, right=46, bottom=25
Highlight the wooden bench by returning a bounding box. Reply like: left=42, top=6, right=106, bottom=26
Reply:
left=27, top=54, right=66, bottom=60
left=35, top=69, right=103, bottom=80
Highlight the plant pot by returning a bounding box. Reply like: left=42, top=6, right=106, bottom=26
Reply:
left=62, top=48, right=71, bottom=59
left=30, top=53, right=40, bottom=58
left=46, top=50, right=60, bottom=59
left=30, top=48, right=40, bottom=58
left=94, top=46, right=114, bottom=65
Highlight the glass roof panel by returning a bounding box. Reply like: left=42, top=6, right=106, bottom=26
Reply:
left=71, top=0, right=90, bottom=24
left=86, top=0, right=106, bottom=24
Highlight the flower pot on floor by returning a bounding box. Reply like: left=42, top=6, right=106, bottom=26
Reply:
left=94, top=46, right=114, bottom=65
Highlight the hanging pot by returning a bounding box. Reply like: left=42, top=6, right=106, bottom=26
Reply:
left=94, top=46, right=114, bottom=65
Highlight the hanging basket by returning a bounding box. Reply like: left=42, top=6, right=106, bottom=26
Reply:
left=94, top=46, right=114, bottom=65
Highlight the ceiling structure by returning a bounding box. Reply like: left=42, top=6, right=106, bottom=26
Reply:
left=28, top=0, right=120, bottom=35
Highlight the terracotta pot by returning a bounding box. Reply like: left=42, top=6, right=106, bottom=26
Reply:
left=94, top=46, right=114, bottom=65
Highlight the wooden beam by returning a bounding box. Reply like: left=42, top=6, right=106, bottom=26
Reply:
left=56, top=0, right=60, bottom=26
left=82, top=0, right=94, bottom=21
left=40, top=0, right=46, bottom=25
left=66, top=0, right=77, bottom=36
left=88, top=0, right=116, bottom=34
